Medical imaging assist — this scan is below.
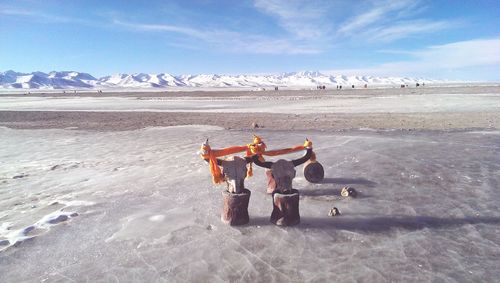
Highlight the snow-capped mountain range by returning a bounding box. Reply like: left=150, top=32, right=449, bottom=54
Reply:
left=0, top=70, right=445, bottom=89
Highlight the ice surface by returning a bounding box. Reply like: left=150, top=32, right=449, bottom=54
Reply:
left=0, top=92, right=499, bottom=114
left=0, top=125, right=499, bottom=281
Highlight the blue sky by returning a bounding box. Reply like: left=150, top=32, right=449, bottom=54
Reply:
left=0, top=0, right=499, bottom=80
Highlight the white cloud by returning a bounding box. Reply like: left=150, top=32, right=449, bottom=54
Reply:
left=1, top=3, right=322, bottom=55
left=365, top=20, right=453, bottom=42
left=411, top=38, right=500, bottom=68
left=0, top=7, right=36, bottom=17
left=113, top=19, right=207, bottom=39
left=338, top=0, right=418, bottom=34
left=253, top=0, right=331, bottom=39
left=253, top=0, right=453, bottom=44
left=113, top=19, right=321, bottom=54
left=0, top=6, right=97, bottom=26
left=323, top=37, right=500, bottom=79
left=336, top=0, right=454, bottom=42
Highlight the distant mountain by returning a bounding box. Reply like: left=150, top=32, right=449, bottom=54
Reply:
left=0, top=70, right=444, bottom=89
left=0, top=70, right=97, bottom=89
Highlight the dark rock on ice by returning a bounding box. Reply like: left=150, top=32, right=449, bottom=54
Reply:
left=22, top=226, right=35, bottom=235
left=341, top=186, right=357, bottom=197
left=13, top=173, right=28, bottom=179
left=329, top=207, right=341, bottom=216
left=48, top=214, right=69, bottom=224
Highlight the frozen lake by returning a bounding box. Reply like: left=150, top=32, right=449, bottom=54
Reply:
left=0, top=92, right=499, bottom=114
left=1, top=125, right=499, bottom=282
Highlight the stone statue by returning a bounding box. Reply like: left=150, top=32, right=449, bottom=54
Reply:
left=215, top=156, right=253, bottom=226
left=201, top=139, right=252, bottom=225
left=252, top=147, right=312, bottom=226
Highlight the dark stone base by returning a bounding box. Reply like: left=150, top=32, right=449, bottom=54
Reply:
left=303, top=161, right=324, bottom=183
left=221, top=189, right=251, bottom=226
left=270, top=189, right=300, bottom=226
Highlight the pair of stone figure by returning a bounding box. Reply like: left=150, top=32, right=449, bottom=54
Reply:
left=207, top=140, right=319, bottom=226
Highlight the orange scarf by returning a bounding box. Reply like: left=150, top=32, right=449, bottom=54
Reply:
left=200, top=135, right=315, bottom=184
left=200, top=144, right=249, bottom=184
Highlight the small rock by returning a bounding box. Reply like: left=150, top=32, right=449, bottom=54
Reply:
left=70, top=212, right=79, bottom=217
left=0, top=239, right=10, bottom=246
left=22, top=226, right=35, bottom=235
left=252, top=122, right=259, bottom=128
left=341, top=186, right=357, bottom=198
left=48, top=214, right=69, bottom=224
left=50, top=165, right=60, bottom=171
left=328, top=207, right=341, bottom=216
left=13, top=173, right=28, bottom=179
left=206, top=224, right=215, bottom=230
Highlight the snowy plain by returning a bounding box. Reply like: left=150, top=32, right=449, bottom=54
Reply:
left=0, top=92, right=499, bottom=114
left=1, top=125, right=499, bottom=282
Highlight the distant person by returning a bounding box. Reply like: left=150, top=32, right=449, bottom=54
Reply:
left=352, top=85, right=355, bottom=88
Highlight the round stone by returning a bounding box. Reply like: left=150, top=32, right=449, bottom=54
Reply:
left=303, top=161, right=324, bottom=183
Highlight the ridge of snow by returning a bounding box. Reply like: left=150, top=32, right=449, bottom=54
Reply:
left=0, top=70, right=451, bottom=89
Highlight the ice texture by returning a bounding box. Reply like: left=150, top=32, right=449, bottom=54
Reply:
left=0, top=125, right=499, bottom=282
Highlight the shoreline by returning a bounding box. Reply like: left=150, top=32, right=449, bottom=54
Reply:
left=1, top=85, right=500, bottom=97
left=1, top=110, right=498, bottom=131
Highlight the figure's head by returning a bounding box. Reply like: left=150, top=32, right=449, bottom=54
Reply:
left=217, top=156, right=251, bottom=194
left=252, top=148, right=312, bottom=194
left=270, top=160, right=296, bottom=193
